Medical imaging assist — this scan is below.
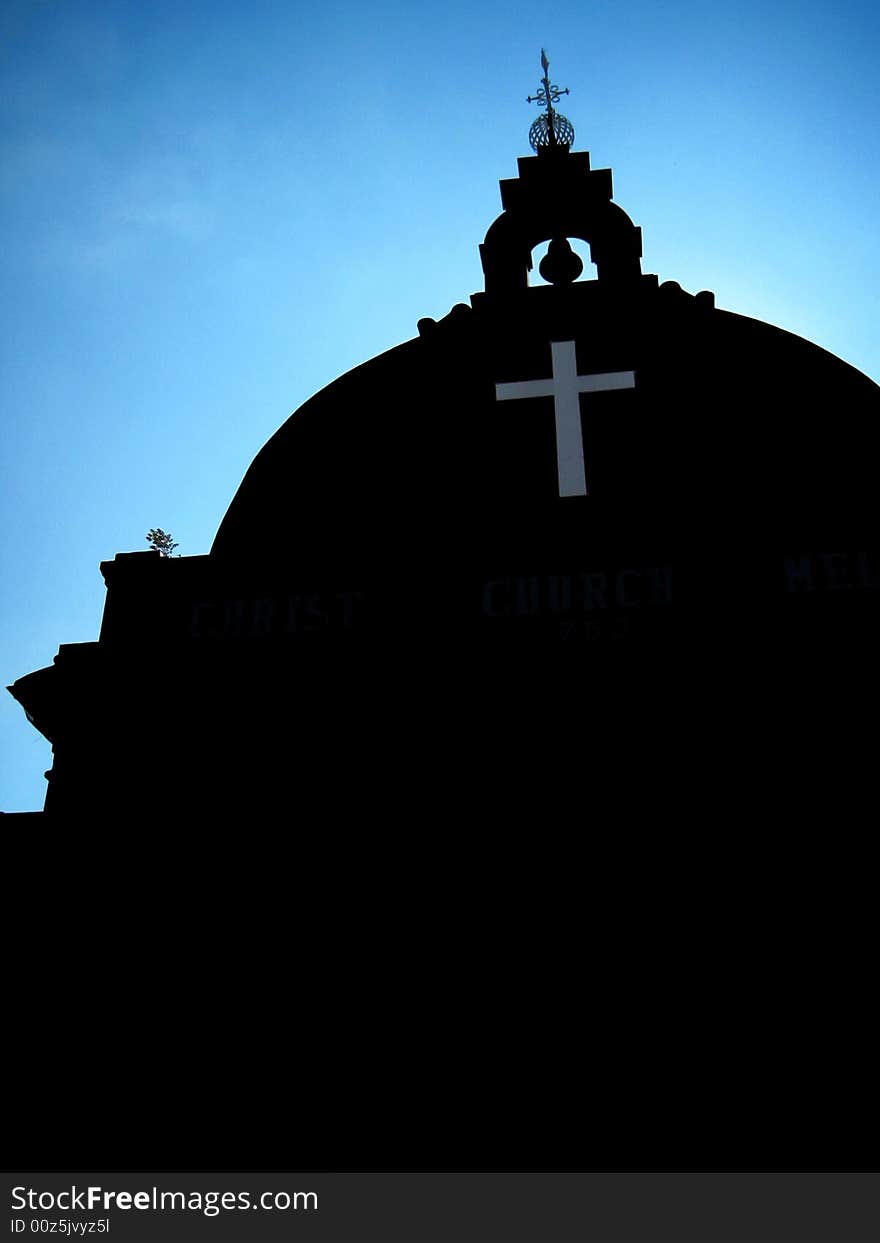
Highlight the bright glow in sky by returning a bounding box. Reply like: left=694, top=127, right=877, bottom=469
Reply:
left=2, top=0, right=879, bottom=809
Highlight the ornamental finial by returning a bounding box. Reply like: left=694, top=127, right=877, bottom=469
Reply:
left=527, top=49, right=574, bottom=151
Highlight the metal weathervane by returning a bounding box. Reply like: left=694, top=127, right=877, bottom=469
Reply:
left=527, top=49, right=575, bottom=151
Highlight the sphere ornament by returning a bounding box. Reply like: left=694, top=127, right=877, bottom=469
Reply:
left=529, top=111, right=575, bottom=152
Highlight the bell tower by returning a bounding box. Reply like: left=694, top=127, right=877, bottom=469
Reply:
left=480, top=52, right=643, bottom=295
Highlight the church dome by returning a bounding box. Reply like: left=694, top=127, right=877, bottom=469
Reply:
left=211, top=277, right=879, bottom=573
left=212, top=113, right=878, bottom=576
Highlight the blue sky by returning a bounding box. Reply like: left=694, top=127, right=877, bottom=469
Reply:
left=3, top=0, right=879, bottom=810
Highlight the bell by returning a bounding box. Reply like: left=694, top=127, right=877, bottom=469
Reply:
left=539, top=237, right=583, bottom=285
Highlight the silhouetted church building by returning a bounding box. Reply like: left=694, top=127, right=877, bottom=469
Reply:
left=8, top=58, right=879, bottom=818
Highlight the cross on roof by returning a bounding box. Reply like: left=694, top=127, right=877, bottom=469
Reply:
left=526, top=49, right=572, bottom=150
left=496, top=341, right=636, bottom=496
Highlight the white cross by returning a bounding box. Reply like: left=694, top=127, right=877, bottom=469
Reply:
left=495, top=341, right=636, bottom=496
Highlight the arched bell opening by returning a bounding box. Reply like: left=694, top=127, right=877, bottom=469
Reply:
left=480, top=202, right=643, bottom=296
left=530, top=238, right=595, bottom=287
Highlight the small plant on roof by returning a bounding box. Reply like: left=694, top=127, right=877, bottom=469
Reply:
left=146, top=528, right=179, bottom=557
